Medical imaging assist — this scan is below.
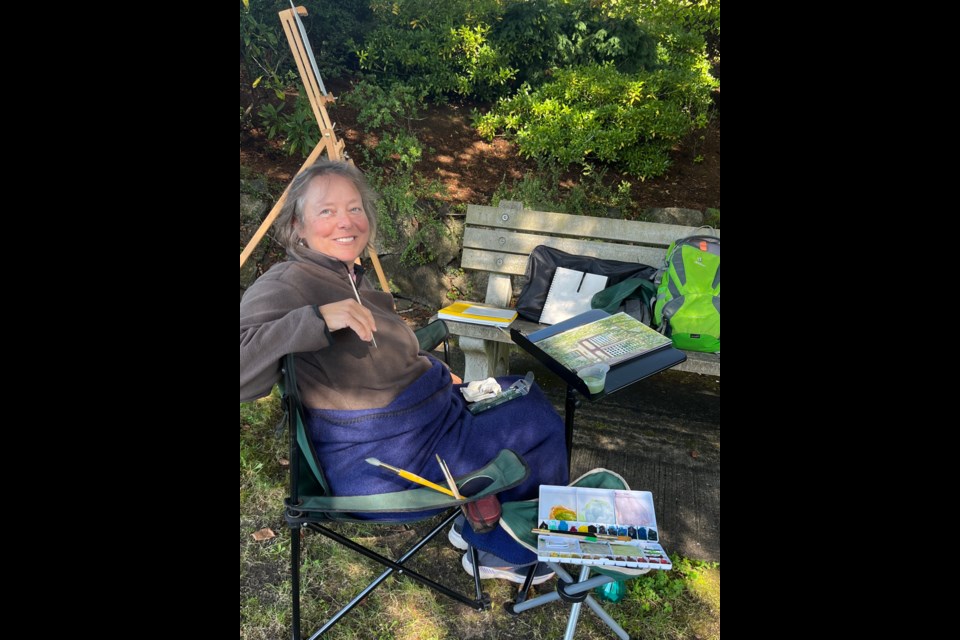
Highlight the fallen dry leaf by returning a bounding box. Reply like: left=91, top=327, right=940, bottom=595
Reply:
left=690, top=450, right=699, bottom=459
left=251, top=527, right=276, bottom=541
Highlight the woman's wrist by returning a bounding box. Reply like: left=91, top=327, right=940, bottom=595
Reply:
left=312, top=304, right=334, bottom=342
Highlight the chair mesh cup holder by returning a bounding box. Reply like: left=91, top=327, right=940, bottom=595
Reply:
left=459, top=475, right=501, bottom=533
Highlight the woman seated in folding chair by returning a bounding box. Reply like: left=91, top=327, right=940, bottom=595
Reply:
left=240, top=160, right=567, bottom=584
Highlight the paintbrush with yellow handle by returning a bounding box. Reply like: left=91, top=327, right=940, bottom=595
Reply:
left=365, top=458, right=455, bottom=497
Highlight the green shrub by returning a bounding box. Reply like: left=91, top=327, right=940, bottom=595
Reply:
left=477, top=61, right=716, bottom=180
left=297, top=0, right=373, bottom=79
left=239, top=0, right=371, bottom=97
left=257, top=93, right=320, bottom=157
left=492, top=0, right=657, bottom=85
left=493, top=161, right=635, bottom=218
left=357, top=0, right=514, bottom=100
left=240, top=1, right=294, bottom=104
left=340, top=80, right=427, bottom=134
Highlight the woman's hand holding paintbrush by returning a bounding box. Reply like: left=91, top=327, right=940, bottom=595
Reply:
left=319, top=299, right=378, bottom=345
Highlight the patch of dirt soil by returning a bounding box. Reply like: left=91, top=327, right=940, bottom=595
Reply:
left=240, top=78, right=719, bottom=296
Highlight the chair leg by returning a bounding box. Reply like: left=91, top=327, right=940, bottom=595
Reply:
left=514, top=562, right=539, bottom=604
left=291, top=524, right=301, bottom=640
left=470, top=545, right=483, bottom=601
left=299, top=510, right=490, bottom=638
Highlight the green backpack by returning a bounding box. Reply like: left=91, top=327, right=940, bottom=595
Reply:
left=653, top=234, right=720, bottom=353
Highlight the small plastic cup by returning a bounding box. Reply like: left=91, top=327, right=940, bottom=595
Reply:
left=459, top=475, right=501, bottom=533
left=577, top=363, right=610, bottom=394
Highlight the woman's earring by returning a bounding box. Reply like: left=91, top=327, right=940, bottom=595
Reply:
left=297, top=238, right=306, bottom=247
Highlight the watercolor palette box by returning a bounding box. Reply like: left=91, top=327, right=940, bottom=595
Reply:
left=536, top=485, right=672, bottom=570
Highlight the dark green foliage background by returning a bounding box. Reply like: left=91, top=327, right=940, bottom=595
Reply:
left=240, top=0, right=719, bottom=183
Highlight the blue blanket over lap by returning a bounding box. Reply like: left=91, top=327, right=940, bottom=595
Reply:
left=304, top=357, right=568, bottom=564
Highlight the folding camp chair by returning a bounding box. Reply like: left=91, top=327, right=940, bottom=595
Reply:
left=497, top=470, right=652, bottom=640
left=280, top=322, right=528, bottom=639
left=414, top=318, right=450, bottom=364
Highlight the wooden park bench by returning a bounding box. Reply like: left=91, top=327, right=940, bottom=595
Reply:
left=441, top=200, right=720, bottom=381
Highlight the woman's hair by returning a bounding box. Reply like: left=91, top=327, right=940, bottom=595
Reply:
left=274, top=160, right=378, bottom=256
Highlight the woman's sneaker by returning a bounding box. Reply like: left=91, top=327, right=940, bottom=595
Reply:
left=461, top=549, right=555, bottom=585
left=448, top=515, right=469, bottom=550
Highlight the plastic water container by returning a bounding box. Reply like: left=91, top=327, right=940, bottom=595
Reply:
left=594, top=580, right=626, bottom=602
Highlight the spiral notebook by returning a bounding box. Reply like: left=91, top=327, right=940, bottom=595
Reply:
left=539, top=267, right=608, bottom=325
left=437, top=301, right=518, bottom=327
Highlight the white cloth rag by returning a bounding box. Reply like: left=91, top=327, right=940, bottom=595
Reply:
left=459, top=378, right=502, bottom=402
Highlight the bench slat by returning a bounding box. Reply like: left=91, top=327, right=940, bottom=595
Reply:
left=466, top=204, right=718, bottom=247
left=463, top=227, right=668, bottom=271
left=461, top=248, right=530, bottom=276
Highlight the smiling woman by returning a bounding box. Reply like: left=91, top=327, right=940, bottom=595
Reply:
left=296, top=172, right=372, bottom=263
left=273, top=161, right=379, bottom=262
left=240, top=159, right=571, bottom=584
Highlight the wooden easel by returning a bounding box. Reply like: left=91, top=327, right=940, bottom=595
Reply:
left=240, top=5, right=391, bottom=295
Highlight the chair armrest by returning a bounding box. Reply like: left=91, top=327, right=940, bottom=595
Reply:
left=289, top=449, right=529, bottom=515
left=415, top=319, right=450, bottom=353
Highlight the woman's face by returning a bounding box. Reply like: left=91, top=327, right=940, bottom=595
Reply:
left=297, top=174, right=370, bottom=263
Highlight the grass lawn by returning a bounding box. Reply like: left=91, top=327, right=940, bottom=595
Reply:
left=241, top=391, right=719, bottom=640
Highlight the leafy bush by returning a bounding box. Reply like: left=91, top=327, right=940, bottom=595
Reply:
left=357, top=0, right=514, bottom=100
left=239, top=0, right=295, bottom=103
left=626, top=555, right=718, bottom=615
left=257, top=94, right=320, bottom=157
left=605, top=0, right=720, bottom=68
left=604, top=1, right=719, bottom=37
left=477, top=61, right=716, bottom=180
left=492, top=0, right=657, bottom=85
left=473, top=1, right=718, bottom=180
left=340, top=80, right=427, bottom=135
left=296, top=0, right=373, bottom=79
left=354, top=0, right=670, bottom=100
left=493, top=161, right=634, bottom=217
left=240, top=0, right=371, bottom=97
